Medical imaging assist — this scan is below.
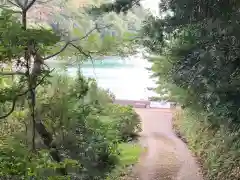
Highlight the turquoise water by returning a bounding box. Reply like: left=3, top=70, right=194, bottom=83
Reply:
left=49, top=55, right=158, bottom=100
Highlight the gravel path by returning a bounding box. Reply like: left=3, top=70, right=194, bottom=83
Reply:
left=133, top=108, right=203, bottom=180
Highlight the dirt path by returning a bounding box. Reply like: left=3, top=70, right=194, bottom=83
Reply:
left=134, top=108, right=203, bottom=180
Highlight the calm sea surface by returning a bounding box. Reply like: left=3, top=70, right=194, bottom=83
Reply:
left=48, top=55, right=158, bottom=100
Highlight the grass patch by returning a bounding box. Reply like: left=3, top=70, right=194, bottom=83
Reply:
left=106, top=143, right=142, bottom=179
left=118, top=143, right=142, bottom=166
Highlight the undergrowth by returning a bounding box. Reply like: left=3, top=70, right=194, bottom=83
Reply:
left=173, top=109, right=240, bottom=180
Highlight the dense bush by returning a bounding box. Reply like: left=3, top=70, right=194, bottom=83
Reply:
left=0, top=72, right=141, bottom=179
left=0, top=136, right=78, bottom=179
left=103, top=104, right=141, bottom=142
left=0, top=138, right=29, bottom=178
left=36, top=74, right=118, bottom=178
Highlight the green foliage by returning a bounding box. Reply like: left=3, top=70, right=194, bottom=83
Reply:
left=35, top=73, right=117, bottom=178
left=88, top=0, right=141, bottom=14
left=0, top=138, right=28, bottom=178
left=0, top=9, right=60, bottom=62
left=18, top=72, right=139, bottom=179
left=142, top=0, right=240, bottom=124
left=42, top=0, right=145, bottom=59
left=104, top=104, right=141, bottom=142
left=140, top=0, right=240, bottom=179
left=0, top=137, right=78, bottom=179
left=0, top=72, right=142, bottom=179
left=174, top=109, right=240, bottom=180
left=0, top=1, right=144, bottom=179
left=106, top=142, right=142, bottom=179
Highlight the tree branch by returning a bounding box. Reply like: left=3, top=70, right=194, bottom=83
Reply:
left=43, top=24, right=113, bottom=60
left=0, top=69, right=54, bottom=119
left=23, top=0, right=29, bottom=7
left=70, top=43, right=90, bottom=58
left=132, top=0, right=141, bottom=7
left=7, top=0, right=22, bottom=8
left=11, top=0, right=36, bottom=11
left=25, top=0, right=37, bottom=11
left=24, top=0, right=37, bottom=11
left=69, top=43, right=98, bottom=78
left=43, top=42, right=70, bottom=61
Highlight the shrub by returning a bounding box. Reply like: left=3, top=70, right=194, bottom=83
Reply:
left=59, top=111, right=120, bottom=179
left=0, top=72, right=141, bottom=179
left=0, top=137, right=78, bottom=179
left=0, top=138, right=29, bottom=179
left=104, top=104, right=141, bottom=142
left=173, top=109, right=240, bottom=180
left=36, top=73, right=121, bottom=179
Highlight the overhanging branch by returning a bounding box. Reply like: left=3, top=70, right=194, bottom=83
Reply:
left=7, top=0, right=22, bottom=8
left=23, top=0, right=28, bottom=7
left=70, top=43, right=91, bottom=58
left=7, top=0, right=37, bottom=11
left=43, top=24, right=113, bottom=60
left=25, top=0, right=37, bottom=11
left=69, top=43, right=98, bottom=78
left=43, top=42, right=70, bottom=60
